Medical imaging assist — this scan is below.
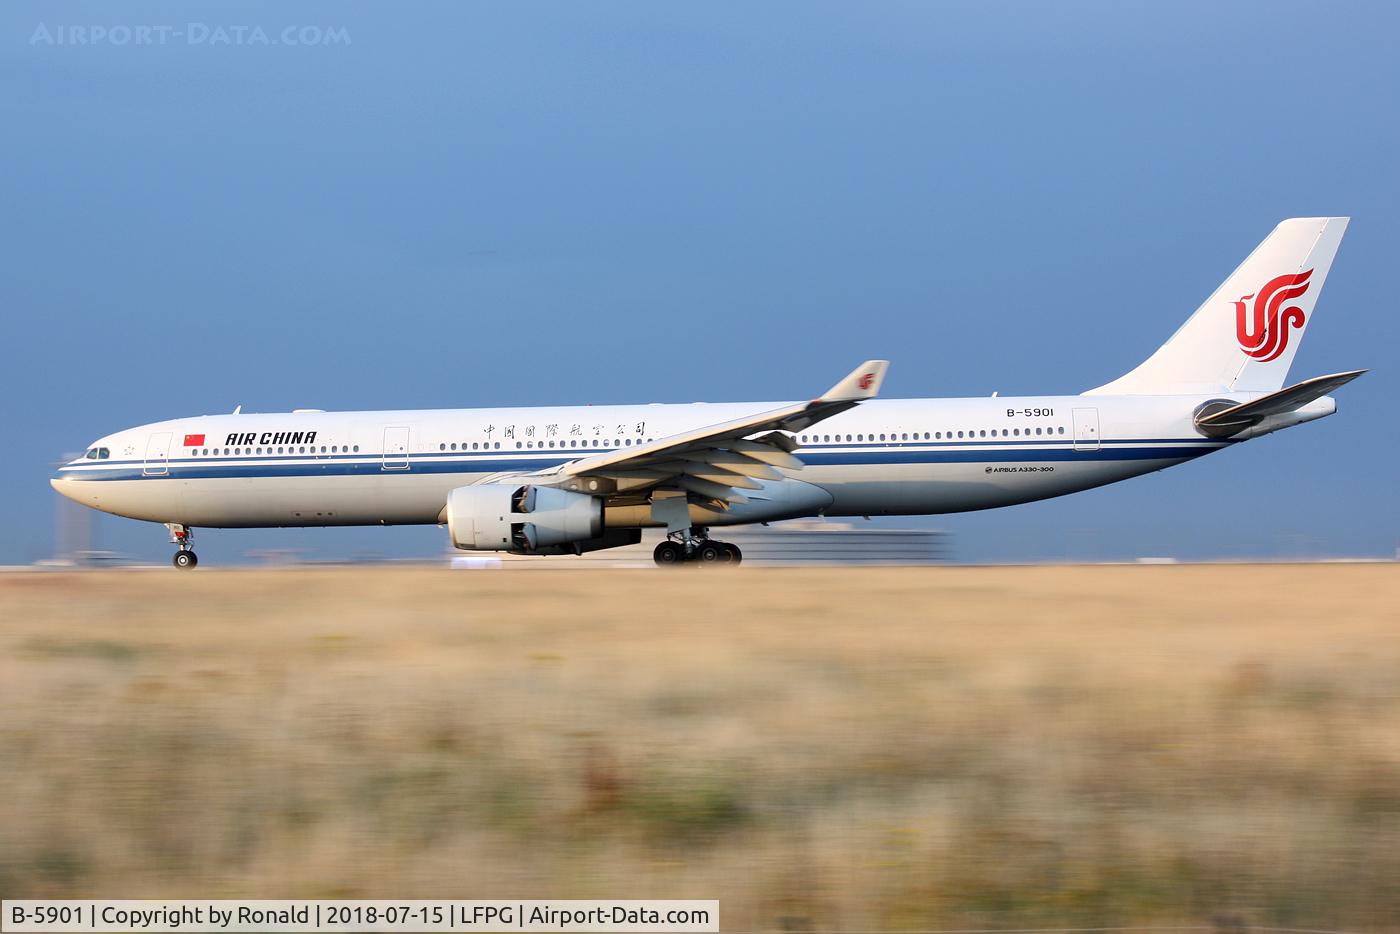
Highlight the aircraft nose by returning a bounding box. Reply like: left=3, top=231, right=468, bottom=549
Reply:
left=51, top=473, right=77, bottom=501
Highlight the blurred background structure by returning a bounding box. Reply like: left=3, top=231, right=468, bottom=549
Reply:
left=49, top=475, right=92, bottom=565
left=465, top=522, right=952, bottom=567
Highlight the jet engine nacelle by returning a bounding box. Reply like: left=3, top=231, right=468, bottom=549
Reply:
left=446, top=483, right=603, bottom=553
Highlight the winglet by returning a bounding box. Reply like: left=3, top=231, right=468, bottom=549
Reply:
left=819, top=360, right=889, bottom=403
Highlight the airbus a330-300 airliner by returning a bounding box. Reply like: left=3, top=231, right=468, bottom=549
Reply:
left=54, top=217, right=1363, bottom=567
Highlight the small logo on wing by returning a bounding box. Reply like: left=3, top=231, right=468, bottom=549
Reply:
left=1234, top=269, right=1312, bottom=363
left=858, top=373, right=875, bottom=390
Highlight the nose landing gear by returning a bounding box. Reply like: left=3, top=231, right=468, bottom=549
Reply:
left=166, top=523, right=198, bottom=569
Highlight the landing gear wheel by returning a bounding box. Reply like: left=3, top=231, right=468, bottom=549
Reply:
left=166, top=524, right=197, bottom=568
left=723, top=542, right=742, bottom=564
left=695, top=541, right=726, bottom=564
left=653, top=541, right=685, bottom=566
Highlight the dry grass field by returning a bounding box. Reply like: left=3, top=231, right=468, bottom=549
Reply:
left=2, top=565, right=1399, bottom=931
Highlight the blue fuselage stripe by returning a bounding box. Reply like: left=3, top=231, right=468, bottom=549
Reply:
left=57, top=443, right=1220, bottom=481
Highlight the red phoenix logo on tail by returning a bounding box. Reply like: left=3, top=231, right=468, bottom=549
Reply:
left=1235, top=269, right=1312, bottom=363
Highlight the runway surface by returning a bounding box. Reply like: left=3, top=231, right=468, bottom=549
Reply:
left=3, top=565, right=1398, bottom=930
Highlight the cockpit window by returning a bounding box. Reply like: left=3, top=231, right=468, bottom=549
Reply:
left=99, top=448, right=110, bottom=459
left=85, top=448, right=98, bottom=460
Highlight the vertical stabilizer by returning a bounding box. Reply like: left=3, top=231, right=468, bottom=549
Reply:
left=1086, top=217, right=1348, bottom=395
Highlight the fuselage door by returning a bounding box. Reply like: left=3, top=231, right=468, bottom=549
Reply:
left=1072, top=407, right=1101, bottom=452
left=382, top=426, right=410, bottom=470
left=143, top=431, right=172, bottom=476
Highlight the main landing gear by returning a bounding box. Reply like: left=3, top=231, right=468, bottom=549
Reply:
left=166, top=523, right=198, bottom=569
left=652, top=530, right=742, bottom=566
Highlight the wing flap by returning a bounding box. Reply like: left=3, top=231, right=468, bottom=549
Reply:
left=675, top=452, right=784, bottom=481
left=669, top=474, right=750, bottom=502
left=724, top=440, right=804, bottom=470
left=658, top=461, right=767, bottom=490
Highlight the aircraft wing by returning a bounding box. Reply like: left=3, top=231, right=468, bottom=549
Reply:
left=517, top=360, right=888, bottom=505
left=1195, top=369, right=1366, bottom=436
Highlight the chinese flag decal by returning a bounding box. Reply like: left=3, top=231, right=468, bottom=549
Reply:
left=183, top=434, right=205, bottom=447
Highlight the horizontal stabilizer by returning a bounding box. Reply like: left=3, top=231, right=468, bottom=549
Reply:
left=1195, top=369, right=1366, bottom=437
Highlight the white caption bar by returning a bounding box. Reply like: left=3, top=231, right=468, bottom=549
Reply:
left=2, top=901, right=719, bottom=933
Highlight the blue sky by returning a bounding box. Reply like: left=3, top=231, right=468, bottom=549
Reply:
left=2, top=1, right=1396, bottom=564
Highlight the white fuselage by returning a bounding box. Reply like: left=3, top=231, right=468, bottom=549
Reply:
left=52, top=392, right=1255, bottom=530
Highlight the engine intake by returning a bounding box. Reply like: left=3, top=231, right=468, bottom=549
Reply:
left=446, top=484, right=603, bottom=553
